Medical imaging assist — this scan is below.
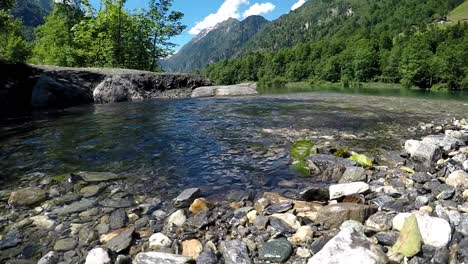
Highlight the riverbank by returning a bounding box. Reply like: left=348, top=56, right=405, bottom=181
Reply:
left=1, top=116, right=467, bottom=263
left=0, top=63, right=211, bottom=119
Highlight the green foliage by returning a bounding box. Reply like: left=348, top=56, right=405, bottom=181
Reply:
left=349, top=153, right=373, bottom=167
left=291, top=140, right=315, bottom=160
left=333, top=147, right=351, bottom=158
left=26, top=0, right=185, bottom=70
left=0, top=10, right=30, bottom=63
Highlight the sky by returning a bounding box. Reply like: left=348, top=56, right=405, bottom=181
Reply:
left=89, top=0, right=307, bottom=51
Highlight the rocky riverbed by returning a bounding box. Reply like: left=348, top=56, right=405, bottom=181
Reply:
left=0, top=117, right=467, bottom=264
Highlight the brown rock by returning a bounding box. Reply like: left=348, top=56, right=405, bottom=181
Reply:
left=8, top=187, right=46, bottom=206
left=316, top=203, right=378, bottom=228
left=182, top=239, right=203, bottom=259
left=189, top=198, right=212, bottom=214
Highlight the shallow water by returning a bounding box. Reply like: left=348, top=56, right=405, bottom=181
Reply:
left=0, top=91, right=467, bottom=199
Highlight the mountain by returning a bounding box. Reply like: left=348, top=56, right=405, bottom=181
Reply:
left=244, top=0, right=465, bottom=52
left=12, top=0, right=52, bottom=39
left=161, top=15, right=269, bottom=73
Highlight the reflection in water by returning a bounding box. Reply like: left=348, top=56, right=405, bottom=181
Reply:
left=0, top=92, right=467, bottom=198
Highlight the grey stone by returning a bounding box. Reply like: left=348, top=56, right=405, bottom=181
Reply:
left=0, top=230, right=22, bottom=250
left=38, top=251, right=59, bottom=264
left=457, top=215, right=468, bottom=236
left=78, top=226, right=98, bottom=245
left=8, top=187, right=46, bottom=206
left=405, top=140, right=442, bottom=172
left=52, top=198, right=97, bottom=215
left=422, top=134, right=465, bottom=151
left=100, top=198, right=132, bottom=208
left=432, top=247, right=449, bottom=264
left=265, top=201, right=293, bottom=214
left=173, top=188, right=201, bottom=208
left=53, top=238, right=77, bottom=252
left=374, top=231, right=399, bottom=246
left=259, top=238, right=292, bottom=263
left=196, top=250, right=217, bottom=264
left=134, top=252, right=193, bottom=264
left=221, top=240, right=252, bottom=264
left=269, top=217, right=295, bottom=234
left=74, top=171, right=121, bottom=182
left=110, top=209, right=128, bottom=230
left=339, top=167, right=367, bottom=183
left=105, top=227, right=134, bottom=253
left=365, top=212, right=393, bottom=231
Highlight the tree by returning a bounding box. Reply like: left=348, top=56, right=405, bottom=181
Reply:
left=147, top=0, right=185, bottom=71
left=0, top=0, right=30, bottom=63
left=399, top=39, right=435, bottom=88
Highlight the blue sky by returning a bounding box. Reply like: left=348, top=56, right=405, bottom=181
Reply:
left=89, top=0, right=307, bottom=51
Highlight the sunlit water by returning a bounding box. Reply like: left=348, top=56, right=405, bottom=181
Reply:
left=1, top=89, right=467, bottom=199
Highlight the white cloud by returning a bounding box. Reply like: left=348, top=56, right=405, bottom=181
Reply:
left=189, top=0, right=249, bottom=35
left=291, top=0, right=306, bottom=10
left=242, top=2, right=275, bottom=18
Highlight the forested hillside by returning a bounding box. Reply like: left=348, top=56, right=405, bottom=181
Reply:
left=161, top=15, right=269, bottom=72
left=206, top=0, right=468, bottom=90
left=12, top=0, right=52, bottom=38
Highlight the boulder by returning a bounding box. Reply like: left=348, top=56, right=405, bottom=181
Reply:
left=307, top=228, right=388, bottom=264
left=93, top=76, right=141, bottom=103
left=307, top=155, right=356, bottom=182
left=8, top=187, right=46, bottom=206
left=422, top=134, right=465, bottom=151
left=316, top=203, right=378, bottom=228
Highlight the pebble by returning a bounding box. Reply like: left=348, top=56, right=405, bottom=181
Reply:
left=189, top=198, right=210, bottom=214
left=259, top=238, right=292, bottom=263
left=149, top=233, right=172, bottom=249
left=316, top=203, right=378, bottom=228
left=445, top=170, right=468, bottom=188
left=167, top=209, right=187, bottom=227
left=365, top=212, right=393, bottom=231
left=53, top=238, right=77, bottom=252
left=181, top=239, right=203, bottom=259
left=291, top=226, right=313, bottom=244
left=37, top=251, right=59, bottom=264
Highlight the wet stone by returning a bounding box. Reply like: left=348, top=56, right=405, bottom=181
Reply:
left=73, top=171, right=121, bottom=182
left=265, top=201, right=293, bottom=214
left=53, top=238, right=77, bottom=252
left=8, top=187, right=46, bottom=207
left=173, top=188, right=201, bottom=208
left=187, top=211, right=210, bottom=229
left=52, top=198, right=97, bottom=215
left=110, top=209, right=128, bottom=230
left=259, top=238, right=292, bottom=263
left=37, top=251, right=59, bottom=264
left=221, top=240, right=252, bottom=264
left=0, top=229, right=22, bottom=250
left=100, top=198, right=132, bottom=208
left=105, top=227, right=134, bottom=253
left=80, top=185, right=102, bottom=198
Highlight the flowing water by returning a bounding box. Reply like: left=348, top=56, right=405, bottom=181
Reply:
left=1, top=89, right=467, bottom=200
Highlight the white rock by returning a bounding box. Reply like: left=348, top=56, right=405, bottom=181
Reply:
left=296, top=247, right=312, bottom=258
left=446, top=170, right=468, bottom=188
left=167, top=209, right=186, bottom=227
left=149, top=233, right=172, bottom=249
left=38, top=251, right=59, bottom=264
left=340, top=220, right=366, bottom=234
left=192, top=83, right=257, bottom=98
left=246, top=210, right=257, bottom=224
left=392, top=213, right=452, bottom=248
left=307, top=228, right=388, bottom=264
left=85, top=248, right=111, bottom=264
left=271, top=213, right=301, bottom=230
left=463, top=160, right=468, bottom=171
left=329, top=182, right=369, bottom=199
left=134, top=252, right=193, bottom=264
left=30, top=215, right=56, bottom=230
left=405, top=140, right=421, bottom=154
left=291, top=226, right=313, bottom=244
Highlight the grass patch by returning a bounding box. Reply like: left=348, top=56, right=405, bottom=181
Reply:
left=448, top=0, right=468, bottom=24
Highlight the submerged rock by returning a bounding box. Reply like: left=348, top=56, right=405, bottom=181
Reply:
left=134, top=252, right=193, bottom=264
left=37, top=251, right=59, bottom=264
left=105, top=227, right=134, bottom=253
left=307, top=228, right=388, bottom=264
left=53, top=238, right=77, bottom=252
left=73, top=171, right=121, bottom=182
left=52, top=198, right=97, bottom=215
left=8, top=187, right=46, bottom=206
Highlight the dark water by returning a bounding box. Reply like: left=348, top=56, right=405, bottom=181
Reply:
left=1, top=91, right=467, bottom=198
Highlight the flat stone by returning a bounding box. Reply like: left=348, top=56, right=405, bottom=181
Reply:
left=80, top=185, right=101, bottom=197
left=307, top=229, right=388, bottom=264
left=52, top=198, right=97, bottom=215
left=329, top=182, right=369, bottom=199
left=37, top=251, right=59, bottom=264
left=79, top=226, right=98, bottom=245
left=269, top=217, right=295, bottom=234
left=134, top=252, right=193, bottom=264
left=259, top=238, right=292, bottom=263
left=173, top=188, right=201, bottom=208
left=100, top=198, right=132, bottom=208
left=85, top=248, right=111, bottom=264
left=271, top=213, right=301, bottom=230
left=339, top=167, right=367, bottom=183
left=110, top=209, right=128, bottom=230
left=445, top=170, right=468, bottom=188
left=316, top=203, right=378, bottom=228
left=73, top=171, right=121, bottom=182
left=265, top=201, right=293, bottom=214
left=8, top=187, right=46, bottom=206
left=105, top=227, right=134, bottom=253
left=53, top=238, right=77, bottom=252
left=221, top=240, right=252, bottom=264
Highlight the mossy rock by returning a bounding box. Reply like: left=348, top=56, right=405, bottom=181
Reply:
left=392, top=214, right=422, bottom=257
left=52, top=174, right=71, bottom=183
left=349, top=153, right=373, bottom=167
left=334, top=147, right=351, bottom=158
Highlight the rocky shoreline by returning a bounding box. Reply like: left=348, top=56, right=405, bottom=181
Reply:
left=0, top=63, right=211, bottom=118
left=0, top=118, right=467, bottom=264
